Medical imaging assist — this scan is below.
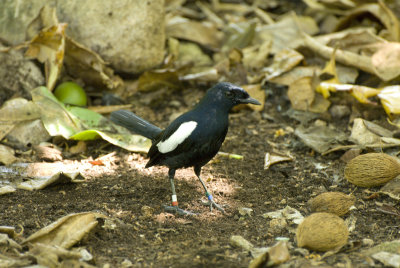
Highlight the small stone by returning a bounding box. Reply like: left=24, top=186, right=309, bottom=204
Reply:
left=121, top=259, right=133, bottom=268
left=362, top=238, right=374, bottom=247
left=314, top=119, right=327, bottom=127
left=269, top=218, right=287, bottom=233
left=330, top=105, right=351, bottom=119
left=230, top=235, right=254, bottom=251
left=141, top=206, right=154, bottom=218
left=238, top=207, right=253, bottom=217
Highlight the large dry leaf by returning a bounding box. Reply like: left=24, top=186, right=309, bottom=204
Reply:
left=0, top=162, right=83, bottom=191
left=295, top=124, right=347, bottom=153
left=256, top=13, right=319, bottom=53
left=380, top=176, right=400, bottom=200
left=138, top=70, right=181, bottom=92
left=335, top=1, right=400, bottom=42
left=287, top=77, right=315, bottom=111
left=262, top=49, right=304, bottom=80
left=349, top=118, right=382, bottom=146
left=242, top=41, right=271, bottom=70
left=29, top=243, right=95, bottom=267
left=315, top=27, right=383, bottom=47
left=166, top=16, right=222, bottom=49
left=222, top=21, right=257, bottom=53
left=64, top=37, right=123, bottom=90
left=25, top=23, right=67, bottom=91
left=23, top=212, right=107, bottom=249
left=0, top=98, right=40, bottom=122
left=270, top=66, right=321, bottom=86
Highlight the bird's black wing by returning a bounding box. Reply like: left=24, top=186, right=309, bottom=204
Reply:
left=145, top=118, right=186, bottom=168
left=145, top=116, right=228, bottom=169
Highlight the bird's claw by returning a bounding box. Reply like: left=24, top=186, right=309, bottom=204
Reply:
left=201, top=199, right=225, bottom=213
left=164, top=205, right=198, bottom=216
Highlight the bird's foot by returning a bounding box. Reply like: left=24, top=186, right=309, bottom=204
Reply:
left=164, top=205, right=198, bottom=216
left=201, top=194, right=225, bottom=213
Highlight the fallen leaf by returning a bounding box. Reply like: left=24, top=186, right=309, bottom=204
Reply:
left=295, top=124, right=347, bottom=153
left=0, top=144, right=17, bottom=165
left=262, top=48, right=304, bottom=80
left=335, top=1, right=400, bottom=42
left=288, top=77, right=315, bottom=111
left=378, top=85, right=400, bottom=115
left=22, top=212, right=107, bottom=249
left=64, top=37, right=123, bottom=90
left=249, top=241, right=290, bottom=268
left=380, top=176, right=400, bottom=200
left=0, top=98, right=41, bottom=123
left=166, top=16, right=222, bottom=50
left=25, top=23, right=67, bottom=91
left=264, top=152, right=293, bottom=170
left=31, top=86, right=151, bottom=152
left=257, top=14, right=319, bottom=53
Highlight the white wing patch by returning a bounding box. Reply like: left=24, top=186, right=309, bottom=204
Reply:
left=157, top=121, right=197, bottom=153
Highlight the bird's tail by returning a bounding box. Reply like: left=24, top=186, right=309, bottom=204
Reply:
left=110, top=110, right=162, bottom=141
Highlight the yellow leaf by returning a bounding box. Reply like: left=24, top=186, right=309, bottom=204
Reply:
left=378, top=85, right=400, bottom=115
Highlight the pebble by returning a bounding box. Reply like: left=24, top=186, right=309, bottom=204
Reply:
left=362, top=238, right=374, bottom=247
left=330, top=105, right=350, bottom=119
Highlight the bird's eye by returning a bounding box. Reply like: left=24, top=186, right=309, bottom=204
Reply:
left=225, top=91, right=233, bottom=97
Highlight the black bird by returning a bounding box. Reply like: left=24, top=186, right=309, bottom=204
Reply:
left=110, top=82, right=261, bottom=215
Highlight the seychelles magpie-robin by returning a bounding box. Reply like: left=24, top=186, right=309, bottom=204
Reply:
left=110, top=82, right=261, bottom=215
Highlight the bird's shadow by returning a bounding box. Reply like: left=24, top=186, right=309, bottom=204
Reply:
left=113, top=154, right=240, bottom=219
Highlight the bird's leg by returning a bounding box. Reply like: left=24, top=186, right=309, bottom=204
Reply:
left=164, top=169, right=197, bottom=216
left=194, top=166, right=225, bottom=213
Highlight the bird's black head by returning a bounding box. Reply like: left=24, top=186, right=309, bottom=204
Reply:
left=203, top=82, right=261, bottom=110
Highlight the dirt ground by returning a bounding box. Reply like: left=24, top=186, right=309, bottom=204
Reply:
left=1, top=86, right=399, bottom=267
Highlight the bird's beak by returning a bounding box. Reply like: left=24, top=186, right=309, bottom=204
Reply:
left=239, top=97, right=261, bottom=105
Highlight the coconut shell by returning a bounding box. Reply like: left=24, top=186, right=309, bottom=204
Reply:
left=308, top=192, right=355, bottom=216
left=296, top=212, right=348, bottom=252
left=344, top=153, right=400, bottom=187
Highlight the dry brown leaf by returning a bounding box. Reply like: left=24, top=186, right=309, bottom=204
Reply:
left=137, top=70, right=181, bottom=92
left=270, top=66, right=321, bottom=86
left=263, top=48, right=304, bottom=80
left=23, top=212, right=107, bottom=249
left=309, top=94, right=331, bottom=113
left=288, top=76, right=315, bottom=111
left=264, top=152, right=293, bottom=170
left=64, top=37, right=123, bottom=90
left=166, top=17, right=222, bottom=49
left=25, top=23, right=67, bottom=91
left=257, top=14, right=319, bottom=53
left=0, top=98, right=40, bottom=122
left=242, top=41, right=271, bottom=70
left=335, top=1, right=400, bottom=42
